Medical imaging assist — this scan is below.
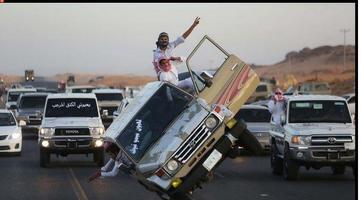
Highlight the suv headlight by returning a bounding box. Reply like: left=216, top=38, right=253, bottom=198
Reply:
left=291, top=136, right=311, bottom=145
left=205, top=115, right=218, bottom=130
left=9, top=132, right=21, bottom=140
left=166, top=160, right=179, bottom=172
left=90, top=127, right=105, bottom=135
left=39, top=128, right=55, bottom=137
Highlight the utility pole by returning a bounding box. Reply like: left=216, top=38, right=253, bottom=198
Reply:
left=340, top=28, right=350, bottom=69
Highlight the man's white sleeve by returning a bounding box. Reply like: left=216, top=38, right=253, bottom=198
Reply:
left=101, top=165, right=120, bottom=177
left=170, top=36, right=185, bottom=48
left=268, top=100, right=275, bottom=113
left=101, top=158, right=115, bottom=172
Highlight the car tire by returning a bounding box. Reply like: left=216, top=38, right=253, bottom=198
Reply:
left=94, top=149, right=104, bottom=167
left=40, top=148, right=50, bottom=168
left=331, top=166, right=346, bottom=175
left=271, top=142, right=283, bottom=175
left=283, top=144, right=299, bottom=181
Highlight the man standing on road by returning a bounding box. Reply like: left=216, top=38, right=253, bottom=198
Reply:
left=268, top=88, right=287, bottom=126
left=152, top=17, right=201, bottom=79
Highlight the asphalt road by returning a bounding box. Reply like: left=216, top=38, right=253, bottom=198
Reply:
left=0, top=136, right=356, bottom=200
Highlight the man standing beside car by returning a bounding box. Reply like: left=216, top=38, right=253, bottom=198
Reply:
left=268, top=88, right=287, bottom=126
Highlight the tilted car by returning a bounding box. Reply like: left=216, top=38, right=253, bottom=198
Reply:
left=38, top=93, right=105, bottom=167
left=234, top=105, right=271, bottom=151
left=269, top=95, right=355, bottom=180
left=15, top=92, right=48, bottom=136
left=0, top=109, right=23, bottom=156
left=104, top=35, right=261, bottom=200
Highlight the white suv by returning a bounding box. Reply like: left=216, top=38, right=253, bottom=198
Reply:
left=38, top=93, right=105, bottom=167
left=269, top=95, right=355, bottom=180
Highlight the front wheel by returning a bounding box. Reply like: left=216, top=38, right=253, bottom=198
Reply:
left=270, top=142, right=283, bottom=175
left=331, top=166, right=346, bottom=175
left=40, top=148, right=50, bottom=168
left=283, top=144, right=299, bottom=180
left=93, top=149, right=104, bottom=167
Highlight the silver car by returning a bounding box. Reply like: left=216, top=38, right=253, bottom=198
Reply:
left=234, top=105, right=271, bottom=150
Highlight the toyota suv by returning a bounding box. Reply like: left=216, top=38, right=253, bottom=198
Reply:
left=15, top=92, right=48, bottom=137
left=269, top=95, right=355, bottom=180
left=104, top=35, right=261, bottom=200
left=38, top=93, right=105, bottom=167
left=92, top=88, right=124, bottom=127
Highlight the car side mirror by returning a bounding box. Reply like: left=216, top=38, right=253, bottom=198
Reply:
left=19, top=120, right=26, bottom=126
left=10, top=105, right=17, bottom=110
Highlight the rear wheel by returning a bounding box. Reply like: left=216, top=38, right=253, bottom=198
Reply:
left=270, top=142, right=283, bottom=175
left=93, top=149, right=104, bottom=167
left=40, top=148, right=50, bottom=168
left=283, top=144, right=299, bottom=180
left=331, top=166, right=346, bottom=175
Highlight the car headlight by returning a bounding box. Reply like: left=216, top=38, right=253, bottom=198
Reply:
left=39, top=128, right=55, bottom=137
left=90, top=127, right=105, bottom=135
left=291, top=136, right=311, bottom=145
left=9, top=132, right=21, bottom=140
left=205, top=115, right=218, bottom=129
left=166, top=160, right=179, bottom=172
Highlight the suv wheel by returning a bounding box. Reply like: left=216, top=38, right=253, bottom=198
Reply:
left=283, top=144, right=299, bottom=180
left=331, top=166, right=346, bottom=175
left=40, top=148, right=50, bottom=168
left=94, top=149, right=104, bottom=167
left=271, top=142, right=283, bottom=175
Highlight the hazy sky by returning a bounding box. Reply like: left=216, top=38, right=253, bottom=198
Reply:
left=0, top=3, right=355, bottom=76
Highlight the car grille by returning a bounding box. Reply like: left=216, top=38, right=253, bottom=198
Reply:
left=100, top=106, right=118, bottom=116
left=54, top=140, right=91, bottom=147
left=312, top=151, right=355, bottom=159
left=174, top=124, right=212, bottom=164
left=0, top=135, right=8, bottom=140
left=311, top=135, right=352, bottom=146
left=54, top=128, right=90, bottom=136
left=0, top=146, right=10, bottom=150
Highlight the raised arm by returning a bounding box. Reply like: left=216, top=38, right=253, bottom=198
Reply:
left=182, top=17, right=200, bottom=39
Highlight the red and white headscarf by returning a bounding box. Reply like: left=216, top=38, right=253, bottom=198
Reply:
left=274, top=88, right=285, bottom=101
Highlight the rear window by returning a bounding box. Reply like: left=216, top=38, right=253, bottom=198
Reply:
left=19, top=96, right=47, bottom=109
left=95, top=93, right=123, bottom=101
left=45, top=98, right=99, bottom=117
left=235, top=108, right=271, bottom=122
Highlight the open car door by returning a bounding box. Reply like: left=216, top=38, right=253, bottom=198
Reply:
left=186, top=35, right=260, bottom=115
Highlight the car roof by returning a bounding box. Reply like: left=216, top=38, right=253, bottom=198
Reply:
left=19, top=92, right=49, bottom=97
left=92, top=88, right=123, bottom=93
left=66, top=85, right=96, bottom=89
left=47, top=93, right=97, bottom=99
left=241, top=104, right=268, bottom=110
left=287, top=95, right=346, bottom=101
left=7, top=88, right=37, bottom=92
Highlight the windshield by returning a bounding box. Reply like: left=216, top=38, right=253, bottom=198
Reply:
left=8, top=93, right=21, bottom=102
left=289, top=100, right=351, bottom=123
left=45, top=98, right=99, bottom=118
left=256, top=85, right=267, bottom=92
left=19, top=96, right=47, bottom=109
left=116, top=84, right=193, bottom=162
left=95, top=93, right=123, bottom=101
left=235, top=108, right=271, bottom=123
left=0, top=113, right=16, bottom=126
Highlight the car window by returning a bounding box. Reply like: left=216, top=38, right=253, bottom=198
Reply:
left=235, top=108, right=271, bottom=123
left=256, top=85, right=267, bottom=92
left=95, top=93, right=123, bottom=101
left=19, top=96, right=47, bottom=109
left=0, top=113, right=16, bottom=126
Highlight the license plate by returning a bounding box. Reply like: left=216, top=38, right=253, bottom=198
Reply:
left=202, top=149, right=222, bottom=171
left=344, top=142, right=355, bottom=150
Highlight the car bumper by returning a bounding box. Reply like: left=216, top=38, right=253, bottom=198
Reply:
left=0, top=138, right=22, bottom=153
left=289, top=146, right=355, bottom=164
left=39, top=137, right=103, bottom=154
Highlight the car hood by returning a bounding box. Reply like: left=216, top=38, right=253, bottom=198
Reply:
left=286, top=123, right=355, bottom=136
left=137, top=100, right=210, bottom=174
left=246, top=122, right=270, bottom=133
left=17, top=108, right=44, bottom=116
left=0, top=126, right=20, bottom=135
left=42, top=117, right=102, bottom=128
